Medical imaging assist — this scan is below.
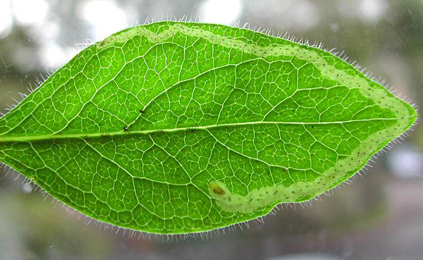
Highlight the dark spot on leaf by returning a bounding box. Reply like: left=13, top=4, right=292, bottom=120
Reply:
left=209, top=182, right=225, bottom=196
left=212, top=187, right=225, bottom=195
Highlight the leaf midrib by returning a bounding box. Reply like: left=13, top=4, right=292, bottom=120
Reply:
left=0, top=118, right=400, bottom=143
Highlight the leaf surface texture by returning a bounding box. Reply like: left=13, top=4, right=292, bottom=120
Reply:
left=0, top=22, right=416, bottom=234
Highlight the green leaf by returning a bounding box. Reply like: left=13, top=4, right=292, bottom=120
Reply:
left=0, top=21, right=416, bottom=234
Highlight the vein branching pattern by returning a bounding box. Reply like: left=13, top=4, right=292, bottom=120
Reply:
left=0, top=21, right=417, bottom=234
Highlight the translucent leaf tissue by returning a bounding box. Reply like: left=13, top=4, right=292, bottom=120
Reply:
left=0, top=21, right=417, bottom=234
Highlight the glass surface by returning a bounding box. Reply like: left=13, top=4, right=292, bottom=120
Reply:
left=0, top=0, right=422, bottom=259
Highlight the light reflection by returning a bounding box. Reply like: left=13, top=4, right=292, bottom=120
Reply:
left=0, top=0, right=13, bottom=38
left=359, top=0, right=388, bottom=22
left=78, top=0, right=128, bottom=41
left=250, top=0, right=319, bottom=30
left=388, top=145, right=423, bottom=179
left=40, top=44, right=67, bottom=69
left=199, top=0, right=242, bottom=25
left=339, top=0, right=389, bottom=23
left=12, top=0, right=49, bottom=26
left=292, top=0, right=319, bottom=29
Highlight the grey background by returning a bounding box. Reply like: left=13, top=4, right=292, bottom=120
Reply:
left=0, top=0, right=423, bottom=259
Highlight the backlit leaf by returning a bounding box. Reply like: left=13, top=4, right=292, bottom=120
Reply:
left=0, top=21, right=417, bottom=234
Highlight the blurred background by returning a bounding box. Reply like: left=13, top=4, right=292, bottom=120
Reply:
left=0, top=0, right=423, bottom=259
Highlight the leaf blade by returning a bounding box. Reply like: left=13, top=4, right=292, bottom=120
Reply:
left=0, top=21, right=417, bottom=234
